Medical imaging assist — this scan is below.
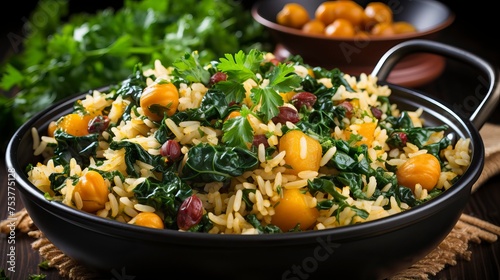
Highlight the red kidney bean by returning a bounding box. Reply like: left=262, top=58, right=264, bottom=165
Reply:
left=252, top=134, right=269, bottom=148
left=291, top=91, right=317, bottom=109
left=272, top=106, right=300, bottom=124
left=177, top=194, right=203, bottom=230
left=160, top=140, right=181, bottom=162
left=87, top=115, right=110, bottom=134
left=338, top=101, right=353, bottom=118
left=210, top=72, right=228, bottom=85
left=371, top=107, right=383, bottom=119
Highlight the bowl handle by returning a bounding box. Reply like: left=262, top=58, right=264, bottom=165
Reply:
left=371, top=39, right=500, bottom=129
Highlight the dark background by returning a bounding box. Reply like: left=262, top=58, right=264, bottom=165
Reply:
left=1, top=0, right=498, bottom=66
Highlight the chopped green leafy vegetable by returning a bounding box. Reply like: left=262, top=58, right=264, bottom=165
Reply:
left=0, top=0, right=273, bottom=150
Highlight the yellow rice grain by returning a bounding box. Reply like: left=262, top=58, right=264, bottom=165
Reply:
left=74, top=192, right=83, bottom=210
left=208, top=213, right=227, bottom=226
left=33, top=140, right=47, bottom=156
left=282, top=174, right=298, bottom=184
left=305, top=195, right=317, bottom=208
left=125, top=177, right=146, bottom=192
left=256, top=175, right=266, bottom=195
left=214, top=192, right=223, bottom=215
left=242, top=182, right=256, bottom=190
left=97, top=207, right=109, bottom=218
left=255, top=190, right=264, bottom=212
left=273, top=172, right=283, bottom=190
left=109, top=193, right=119, bottom=217
left=134, top=204, right=156, bottom=213
left=226, top=212, right=234, bottom=230
left=258, top=143, right=266, bottom=162
left=372, top=195, right=384, bottom=207
left=119, top=197, right=135, bottom=208
left=283, top=179, right=308, bottom=189
left=264, top=180, right=274, bottom=197
left=267, top=151, right=286, bottom=168
left=123, top=206, right=138, bottom=218
left=388, top=197, right=402, bottom=214
left=228, top=189, right=243, bottom=212
left=233, top=215, right=241, bottom=233
left=299, top=136, right=307, bottom=159
left=69, top=159, right=81, bottom=176
left=320, top=147, right=336, bottom=166
left=112, top=186, right=130, bottom=198
left=298, top=170, right=318, bottom=179
left=41, top=135, right=57, bottom=144
left=165, top=118, right=183, bottom=139
left=365, top=176, right=377, bottom=198
left=268, top=135, right=278, bottom=146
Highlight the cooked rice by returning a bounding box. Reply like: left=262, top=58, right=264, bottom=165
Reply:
left=26, top=52, right=473, bottom=234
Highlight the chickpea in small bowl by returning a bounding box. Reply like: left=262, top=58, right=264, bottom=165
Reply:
left=252, top=0, right=455, bottom=86
left=276, top=1, right=417, bottom=38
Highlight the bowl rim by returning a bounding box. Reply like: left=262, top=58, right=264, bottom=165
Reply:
left=251, top=0, right=456, bottom=42
left=6, top=81, right=484, bottom=245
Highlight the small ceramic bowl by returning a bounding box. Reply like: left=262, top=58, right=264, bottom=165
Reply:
left=251, top=0, right=455, bottom=87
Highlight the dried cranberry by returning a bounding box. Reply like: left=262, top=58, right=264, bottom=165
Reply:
left=269, top=58, right=280, bottom=66
left=177, top=195, right=204, bottom=230
left=252, top=134, right=269, bottom=148
left=291, top=92, right=317, bottom=110
left=160, top=140, right=181, bottom=162
left=387, top=132, right=408, bottom=149
left=272, top=106, right=300, bottom=124
left=209, top=72, right=228, bottom=85
left=338, top=101, right=354, bottom=118
left=396, top=132, right=408, bottom=145
left=87, top=115, right=110, bottom=134
left=371, top=107, right=383, bottom=119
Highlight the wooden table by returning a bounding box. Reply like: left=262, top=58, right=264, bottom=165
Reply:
left=1, top=1, right=500, bottom=279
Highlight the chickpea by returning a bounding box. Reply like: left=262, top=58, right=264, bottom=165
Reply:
left=325, top=18, right=356, bottom=37
left=131, top=212, right=164, bottom=229
left=47, top=121, right=57, bottom=137
left=396, top=153, right=441, bottom=192
left=315, top=1, right=365, bottom=28
left=140, top=82, right=179, bottom=122
left=392, top=21, right=417, bottom=34
left=363, top=2, right=393, bottom=30
left=276, top=1, right=418, bottom=38
left=73, top=170, right=110, bottom=213
left=370, top=22, right=395, bottom=36
left=302, top=19, right=326, bottom=35
left=55, top=113, right=94, bottom=136
left=276, top=3, right=310, bottom=29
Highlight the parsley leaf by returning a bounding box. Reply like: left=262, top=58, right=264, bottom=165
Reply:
left=172, top=51, right=211, bottom=84
left=217, top=49, right=263, bottom=82
left=222, top=110, right=253, bottom=148
left=251, top=63, right=301, bottom=122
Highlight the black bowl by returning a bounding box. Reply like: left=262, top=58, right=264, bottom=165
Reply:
left=252, top=0, right=455, bottom=87
left=6, top=40, right=499, bottom=280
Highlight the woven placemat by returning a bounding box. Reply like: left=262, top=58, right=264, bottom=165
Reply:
left=3, top=123, right=500, bottom=280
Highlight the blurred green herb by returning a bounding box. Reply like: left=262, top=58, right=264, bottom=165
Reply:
left=0, top=0, right=273, bottom=150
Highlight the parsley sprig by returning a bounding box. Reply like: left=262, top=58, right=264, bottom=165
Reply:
left=217, top=49, right=301, bottom=122
left=251, top=62, right=302, bottom=122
